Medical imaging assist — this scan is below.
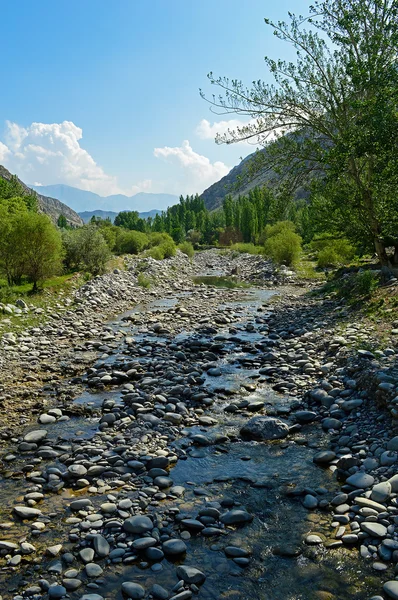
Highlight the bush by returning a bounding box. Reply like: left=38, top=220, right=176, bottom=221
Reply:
left=263, top=221, right=302, bottom=266
left=317, top=247, right=340, bottom=268
left=137, top=273, right=151, bottom=288
left=178, top=241, right=194, bottom=258
left=355, top=270, right=379, bottom=296
left=148, top=232, right=174, bottom=247
left=311, top=234, right=356, bottom=267
left=147, top=246, right=165, bottom=260
left=161, top=240, right=176, bottom=258
left=115, top=230, right=149, bottom=255
left=62, top=225, right=110, bottom=275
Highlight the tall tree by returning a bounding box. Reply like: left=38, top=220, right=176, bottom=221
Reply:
left=202, top=0, right=398, bottom=265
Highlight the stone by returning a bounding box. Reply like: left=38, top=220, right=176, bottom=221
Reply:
left=303, top=495, right=318, bottom=509
left=93, top=534, right=110, bottom=557
left=346, top=472, right=374, bottom=489
left=295, top=411, right=317, bottom=424
left=152, top=584, right=169, bottom=599
left=121, top=582, right=145, bottom=599
left=123, top=515, right=153, bottom=534
left=360, top=522, right=387, bottom=538
left=23, top=429, right=47, bottom=443
left=313, top=451, right=336, bottom=465
left=48, top=585, right=67, bottom=599
left=371, top=482, right=391, bottom=503
left=176, top=566, right=206, bottom=585
left=162, top=539, right=187, bottom=556
left=13, top=506, right=42, bottom=519
left=220, top=509, right=253, bottom=525
left=384, top=581, right=398, bottom=599
left=85, top=563, right=103, bottom=577
left=240, top=416, right=289, bottom=441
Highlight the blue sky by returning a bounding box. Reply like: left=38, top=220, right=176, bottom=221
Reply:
left=0, top=0, right=310, bottom=201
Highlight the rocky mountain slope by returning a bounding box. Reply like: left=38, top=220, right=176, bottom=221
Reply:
left=200, top=146, right=310, bottom=211
left=0, top=165, right=83, bottom=227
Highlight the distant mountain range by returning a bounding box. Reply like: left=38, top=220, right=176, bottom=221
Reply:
left=30, top=184, right=178, bottom=213
left=0, top=165, right=83, bottom=227
left=79, top=209, right=162, bottom=223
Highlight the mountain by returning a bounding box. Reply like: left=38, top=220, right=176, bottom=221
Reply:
left=0, top=165, right=83, bottom=227
left=200, top=146, right=309, bottom=211
left=79, top=209, right=162, bottom=224
left=200, top=149, right=272, bottom=211
left=30, top=184, right=178, bottom=213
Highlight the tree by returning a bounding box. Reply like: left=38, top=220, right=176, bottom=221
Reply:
left=57, top=214, right=68, bottom=228
left=202, top=0, right=398, bottom=265
left=14, top=213, right=63, bottom=291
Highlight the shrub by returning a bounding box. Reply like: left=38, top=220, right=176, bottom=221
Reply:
left=115, top=230, right=149, bottom=255
left=147, top=246, right=165, bottom=260
left=263, top=221, right=302, bottom=266
left=161, top=240, right=176, bottom=258
left=178, top=241, right=194, bottom=258
left=148, top=232, right=174, bottom=247
left=137, top=273, right=151, bottom=288
left=62, top=224, right=110, bottom=275
left=317, top=247, right=340, bottom=268
left=311, top=234, right=356, bottom=267
left=355, top=270, right=379, bottom=296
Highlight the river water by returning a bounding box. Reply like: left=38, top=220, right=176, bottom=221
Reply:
left=0, top=282, right=382, bottom=600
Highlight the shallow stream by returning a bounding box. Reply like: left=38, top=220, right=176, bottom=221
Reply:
left=0, top=281, right=382, bottom=599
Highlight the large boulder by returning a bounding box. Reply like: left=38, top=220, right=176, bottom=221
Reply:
left=240, top=416, right=289, bottom=441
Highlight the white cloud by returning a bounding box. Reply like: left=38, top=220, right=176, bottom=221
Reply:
left=154, top=140, right=230, bottom=191
left=0, top=141, right=10, bottom=162
left=130, top=179, right=152, bottom=195
left=196, top=118, right=262, bottom=146
left=0, top=120, right=129, bottom=196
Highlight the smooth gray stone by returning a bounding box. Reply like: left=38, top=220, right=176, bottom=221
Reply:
left=220, top=509, right=253, bottom=525
left=121, top=582, right=145, bottom=599
left=176, top=565, right=206, bottom=585
left=162, top=539, right=187, bottom=556
left=123, top=515, right=153, bottom=534
left=93, top=534, right=110, bottom=557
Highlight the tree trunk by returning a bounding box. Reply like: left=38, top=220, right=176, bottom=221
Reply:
left=374, top=237, right=390, bottom=267
left=393, top=244, right=398, bottom=266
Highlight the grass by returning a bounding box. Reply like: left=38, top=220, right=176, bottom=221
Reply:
left=0, top=254, right=121, bottom=334
left=295, top=257, right=326, bottom=281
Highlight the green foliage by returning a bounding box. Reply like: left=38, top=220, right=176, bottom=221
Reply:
left=57, top=214, right=68, bottom=229
left=355, top=270, right=379, bottom=296
left=0, top=212, right=63, bottom=291
left=310, top=234, right=356, bottom=268
left=161, top=240, right=176, bottom=258
left=229, top=243, right=262, bottom=255
left=114, top=211, right=148, bottom=232
left=202, top=1, right=398, bottom=265
left=115, top=230, right=149, bottom=255
left=147, top=246, right=165, bottom=260
left=62, top=225, right=110, bottom=275
left=263, top=221, right=302, bottom=266
left=178, top=241, right=194, bottom=258
left=137, top=273, right=151, bottom=288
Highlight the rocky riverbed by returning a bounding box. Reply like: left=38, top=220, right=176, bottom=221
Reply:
left=0, top=250, right=398, bottom=600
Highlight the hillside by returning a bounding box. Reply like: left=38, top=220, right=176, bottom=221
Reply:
left=79, top=209, right=162, bottom=223
left=30, top=184, right=178, bottom=213
left=200, top=146, right=309, bottom=211
left=0, top=165, right=83, bottom=227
